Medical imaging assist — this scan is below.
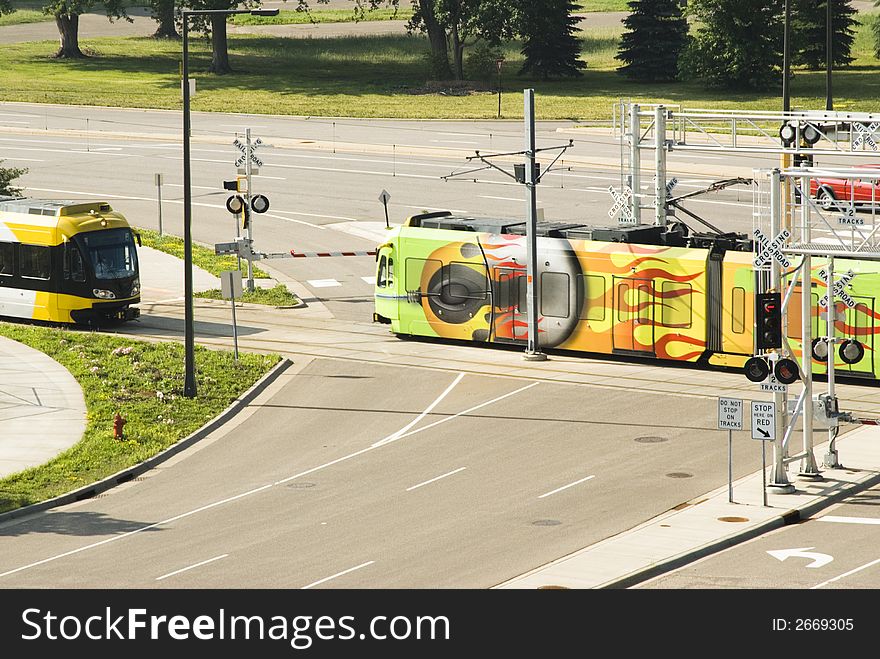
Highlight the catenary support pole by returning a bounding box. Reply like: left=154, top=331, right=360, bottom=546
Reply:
left=523, top=89, right=545, bottom=362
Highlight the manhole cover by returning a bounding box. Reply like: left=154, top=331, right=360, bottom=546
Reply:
left=531, top=519, right=562, bottom=526
left=634, top=436, right=668, bottom=444
left=717, top=516, right=749, bottom=523
left=286, top=482, right=317, bottom=489
left=666, top=472, right=693, bottom=479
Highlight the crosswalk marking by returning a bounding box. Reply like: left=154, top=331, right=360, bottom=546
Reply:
left=307, top=279, right=342, bottom=288
left=361, top=276, right=374, bottom=285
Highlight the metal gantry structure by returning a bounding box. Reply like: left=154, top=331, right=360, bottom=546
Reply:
left=614, top=101, right=880, bottom=490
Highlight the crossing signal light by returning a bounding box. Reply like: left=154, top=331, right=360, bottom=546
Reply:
left=756, top=292, right=782, bottom=350
left=744, top=356, right=770, bottom=382
left=774, top=358, right=800, bottom=385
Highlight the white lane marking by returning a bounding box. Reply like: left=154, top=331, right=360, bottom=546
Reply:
left=0, top=113, right=40, bottom=118
left=811, top=558, right=880, bottom=589
left=372, top=373, right=466, bottom=447
left=406, top=467, right=467, bottom=492
left=26, top=188, right=328, bottom=230
left=538, top=475, right=596, bottom=499
left=0, top=482, right=275, bottom=579
left=360, top=276, right=374, bottom=284
left=399, top=204, right=469, bottom=214
left=0, top=120, right=32, bottom=124
left=431, top=139, right=479, bottom=144
left=302, top=561, right=375, bottom=589
left=4, top=158, right=44, bottom=162
left=268, top=208, right=358, bottom=223
left=669, top=153, right=724, bottom=160
left=307, top=279, right=342, bottom=288
left=163, top=183, right=218, bottom=190
left=817, top=515, right=880, bottom=525
left=155, top=554, right=228, bottom=581
left=220, top=124, right=267, bottom=129
left=479, top=195, right=522, bottom=202
left=392, top=381, right=540, bottom=441
left=252, top=174, right=285, bottom=180
left=1, top=380, right=537, bottom=578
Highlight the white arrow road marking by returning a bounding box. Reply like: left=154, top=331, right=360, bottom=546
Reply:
left=767, top=547, right=833, bottom=568
left=372, top=372, right=465, bottom=447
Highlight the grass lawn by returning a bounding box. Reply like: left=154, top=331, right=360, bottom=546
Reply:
left=0, top=9, right=48, bottom=26
left=0, top=18, right=878, bottom=120
left=136, top=228, right=301, bottom=307
left=0, top=323, right=281, bottom=514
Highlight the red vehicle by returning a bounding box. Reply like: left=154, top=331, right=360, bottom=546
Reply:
left=810, top=163, right=880, bottom=210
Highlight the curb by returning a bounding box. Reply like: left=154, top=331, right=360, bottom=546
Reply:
left=0, top=356, right=293, bottom=525
left=596, top=468, right=880, bottom=589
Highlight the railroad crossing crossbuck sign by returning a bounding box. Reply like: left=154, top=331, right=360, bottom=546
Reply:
left=753, top=228, right=791, bottom=269
left=818, top=268, right=856, bottom=309
left=852, top=122, right=880, bottom=151
left=234, top=137, right=263, bottom=169
left=607, top=185, right=636, bottom=226
left=751, top=401, right=776, bottom=441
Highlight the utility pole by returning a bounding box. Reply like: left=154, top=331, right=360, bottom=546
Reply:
left=826, top=0, right=833, bottom=111
left=523, top=89, right=545, bottom=361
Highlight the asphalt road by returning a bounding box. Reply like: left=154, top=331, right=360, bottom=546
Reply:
left=637, top=482, right=880, bottom=589
left=0, top=356, right=767, bottom=588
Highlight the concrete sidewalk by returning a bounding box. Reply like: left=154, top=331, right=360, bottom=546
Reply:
left=0, top=336, right=86, bottom=479
left=497, top=424, right=880, bottom=589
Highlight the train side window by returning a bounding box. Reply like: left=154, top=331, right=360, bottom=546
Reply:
left=617, top=282, right=630, bottom=322
left=731, top=287, right=745, bottom=334
left=517, top=275, right=527, bottom=312
left=387, top=257, right=394, bottom=286
left=0, top=242, right=13, bottom=276
left=64, top=242, right=85, bottom=282
left=541, top=272, right=570, bottom=318
left=661, top=281, right=692, bottom=328
left=20, top=244, right=51, bottom=280
left=578, top=274, right=606, bottom=321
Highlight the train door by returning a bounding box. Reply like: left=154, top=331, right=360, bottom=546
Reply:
left=612, top=277, right=654, bottom=353
left=835, top=296, right=875, bottom=376
left=493, top=267, right=527, bottom=341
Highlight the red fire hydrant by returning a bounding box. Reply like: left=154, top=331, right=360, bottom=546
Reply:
left=113, top=413, right=126, bottom=440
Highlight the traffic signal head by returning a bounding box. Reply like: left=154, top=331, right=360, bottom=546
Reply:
left=223, top=180, right=238, bottom=191
left=774, top=357, right=800, bottom=385
left=756, top=292, right=782, bottom=350
left=839, top=338, right=865, bottom=365
left=744, top=356, right=770, bottom=383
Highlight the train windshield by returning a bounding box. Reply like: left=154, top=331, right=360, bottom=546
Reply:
left=77, top=228, right=139, bottom=280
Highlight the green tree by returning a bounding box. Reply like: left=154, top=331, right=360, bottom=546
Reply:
left=183, top=0, right=264, bottom=74
left=517, top=0, right=584, bottom=79
left=616, top=0, right=688, bottom=82
left=680, top=0, right=783, bottom=90
left=149, top=0, right=179, bottom=39
left=0, top=161, right=27, bottom=197
left=793, top=0, right=856, bottom=69
left=42, top=0, right=130, bottom=59
left=410, top=0, right=514, bottom=80
left=0, top=0, right=11, bottom=15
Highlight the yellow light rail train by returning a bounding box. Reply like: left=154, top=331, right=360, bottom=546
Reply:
left=0, top=197, right=140, bottom=325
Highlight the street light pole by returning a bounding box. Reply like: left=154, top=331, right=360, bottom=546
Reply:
left=826, top=0, right=833, bottom=111
left=182, top=11, right=195, bottom=398
left=180, top=7, right=277, bottom=399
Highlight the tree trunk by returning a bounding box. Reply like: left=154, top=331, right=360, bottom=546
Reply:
left=418, top=0, right=451, bottom=80
left=209, top=14, right=231, bottom=74
left=54, top=14, right=85, bottom=59
left=153, top=0, right=179, bottom=40
left=450, top=25, right=464, bottom=81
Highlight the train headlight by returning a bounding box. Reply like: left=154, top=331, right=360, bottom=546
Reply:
left=93, top=288, right=117, bottom=299
left=130, top=279, right=140, bottom=297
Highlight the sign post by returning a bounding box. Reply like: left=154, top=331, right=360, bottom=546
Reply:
left=379, top=189, right=391, bottom=229
left=220, top=270, right=243, bottom=361
left=155, top=173, right=164, bottom=236
left=719, top=397, right=744, bottom=503
left=751, top=400, right=776, bottom=506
